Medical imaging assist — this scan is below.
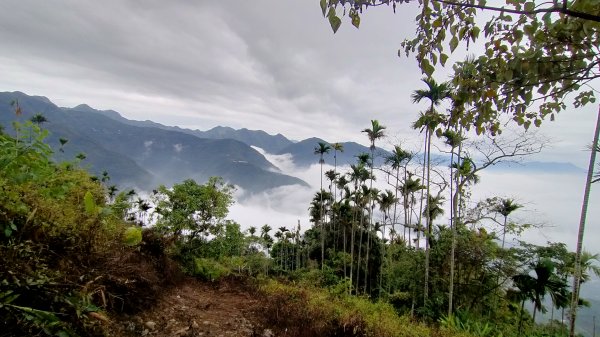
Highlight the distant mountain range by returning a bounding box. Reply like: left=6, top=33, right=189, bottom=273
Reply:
left=89, top=105, right=381, bottom=167
left=0, top=92, right=584, bottom=195
left=0, top=92, right=308, bottom=194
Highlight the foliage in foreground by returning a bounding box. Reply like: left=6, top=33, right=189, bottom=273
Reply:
left=0, top=123, right=180, bottom=336
left=258, top=279, right=469, bottom=337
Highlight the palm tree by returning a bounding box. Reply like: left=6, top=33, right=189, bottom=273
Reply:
left=570, top=108, right=600, bottom=337
left=362, top=120, right=386, bottom=293
left=325, top=169, right=339, bottom=250
left=261, top=224, right=273, bottom=257
left=331, top=142, right=344, bottom=252
left=495, top=198, right=522, bottom=249
left=514, top=259, right=569, bottom=327
left=378, top=189, right=398, bottom=292
left=412, top=109, right=447, bottom=304
left=401, top=174, right=424, bottom=246
left=576, top=251, right=600, bottom=283
left=30, top=113, right=48, bottom=126
left=356, top=152, right=370, bottom=166
left=385, top=145, right=412, bottom=242
left=443, top=128, right=463, bottom=316
left=349, top=163, right=369, bottom=293
left=331, top=142, right=345, bottom=185
left=135, top=197, right=152, bottom=226
left=314, top=141, right=332, bottom=270
left=28, top=113, right=48, bottom=143
left=277, top=226, right=289, bottom=270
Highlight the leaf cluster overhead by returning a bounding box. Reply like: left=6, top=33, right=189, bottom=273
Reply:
left=323, top=0, right=600, bottom=134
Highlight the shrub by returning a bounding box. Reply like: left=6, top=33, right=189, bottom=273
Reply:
left=258, top=280, right=446, bottom=337
left=192, top=258, right=231, bottom=282
left=123, top=226, right=142, bottom=246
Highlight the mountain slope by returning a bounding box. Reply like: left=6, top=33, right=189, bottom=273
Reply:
left=86, top=107, right=294, bottom=154
left=0, top=92, right=307, bottom=192
left=276, top=137, right=390, bottom=167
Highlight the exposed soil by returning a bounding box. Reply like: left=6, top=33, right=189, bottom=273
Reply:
left=106, top=278, right=270, bottom=337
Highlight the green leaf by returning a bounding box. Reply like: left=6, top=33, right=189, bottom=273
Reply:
left=471, top=26, right=480, bottom=41
left=84, top=191, right=96, bottom=215
left=449, top=36, right=459, bottom=52
left=440, top=53, right=449, bottom=66
left=329, top=14, right=342, bottom=33
left=320, top=0, right=327, bottom=17
left=351, top=13, right=360, bottom=28
left=421, top=59, right=435, bottom=76
left=524, top=2, right=535, bottom=12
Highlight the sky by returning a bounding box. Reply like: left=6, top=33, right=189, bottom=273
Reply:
left=1, top=1, right=600, bottom=256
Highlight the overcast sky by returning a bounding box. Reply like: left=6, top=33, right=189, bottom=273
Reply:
left=1, top=0, right=599, bottom=166
left=2, top=1, right=600, bottom=254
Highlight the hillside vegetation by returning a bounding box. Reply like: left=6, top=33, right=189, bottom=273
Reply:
left=1, top=113, right=596, bottom=337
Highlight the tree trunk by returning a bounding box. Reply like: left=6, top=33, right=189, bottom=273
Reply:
left=356, top=212, right=364, bottom=294
left=570, top=106, right=600, bottom=337
left=518, top=299, right=526, bottom=336
left=364, top=147, right=376, bottom=294
left=320, top=161, right=325, bottom=270
left=448, top=144, right=456, bottom=316
left=424, top=129, right=432, bottom=304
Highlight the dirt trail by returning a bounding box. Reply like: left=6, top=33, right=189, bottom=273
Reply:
left=107, top=278, right=269, bottom=337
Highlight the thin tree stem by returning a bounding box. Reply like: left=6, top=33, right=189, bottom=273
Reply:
left=569, top=105, right=600, bottom=337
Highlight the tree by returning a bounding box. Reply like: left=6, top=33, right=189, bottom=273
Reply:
left=261, top=224, right=273, bottom=255
left=315, top=141, right=332, bottom=270
left=384, top=145, right=412, bottom=241
left=378, top=189, right=398, bottom=292
left=331, top=142, right=344, bottom=252
left=362, top=120, right=386, bottom=293
left=412, top=77, right=451, bottom=303
left=153, top=177, right=235, bottom=239
left=512, top=259, right=569, bottom=329
left=348, top=163, right=369, bottom=291
left=441, top=128, right=464, bottom=316
left=400, top=173, right=424, bottom=246
left=323, top=0, right=600, bottom=134
left=570, top=107, right=600, bottom=337
left=29, top=113, right=48, bottom=126
left=494, top=198, right=523, bottom=250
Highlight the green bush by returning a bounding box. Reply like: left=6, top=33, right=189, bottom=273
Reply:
left=192, top=258, right=231, bottom=282
left=123, top=226, right=142, bottom=246
left=259, top=279, right=455, bottom=337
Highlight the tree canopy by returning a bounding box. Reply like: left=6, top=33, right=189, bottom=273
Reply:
left=153, top=177, right=235, bottom=239
left=323, top=0, right=600, bottom=134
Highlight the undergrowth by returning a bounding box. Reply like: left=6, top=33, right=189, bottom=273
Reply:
left=258, top=279, right=470, bottom=337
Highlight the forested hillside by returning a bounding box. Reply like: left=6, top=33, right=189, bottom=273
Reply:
left=2, top=100, right=598, bottom=336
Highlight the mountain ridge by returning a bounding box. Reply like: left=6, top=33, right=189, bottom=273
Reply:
left=0, top=92, right=307, bottom=193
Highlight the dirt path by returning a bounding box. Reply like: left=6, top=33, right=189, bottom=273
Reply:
left=107, top=278, right=269, bottom=337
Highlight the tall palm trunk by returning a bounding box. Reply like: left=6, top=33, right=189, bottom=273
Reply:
left=392, top=165, right=400, bottom=242
left=448, top=129, right=462, bottom=316
left=448, top=143, right=456, bottom=316
left=356, top=201, right=365, bottom=293
left=424, top=126, right=433, bottom=304
left=569, top=106, right=600, bottom=337
left=333, top=149, right=339, bottom=253
left=416, top=130, right=428, bottom=250
left=350, top=183, right=358, bottom=294
left=320, top=162, right=325, bottom=270
left=365, top=148, right=375, bottom=294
